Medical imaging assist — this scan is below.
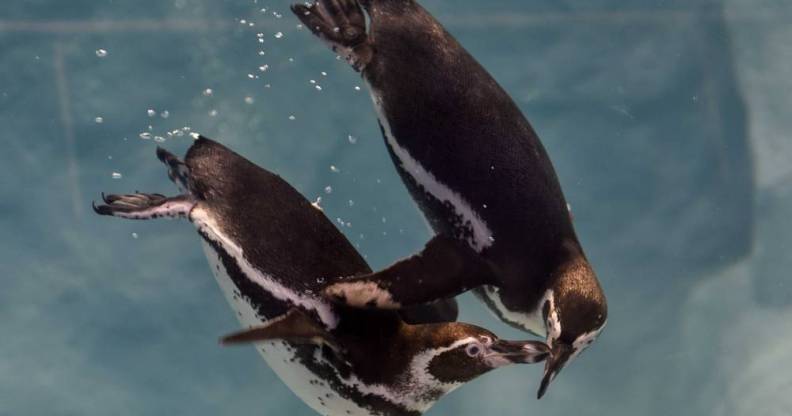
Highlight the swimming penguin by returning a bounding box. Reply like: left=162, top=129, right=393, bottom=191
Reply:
left=93, top=136, right=549, bottom=416
left=291, top=0, right=608, bottom=398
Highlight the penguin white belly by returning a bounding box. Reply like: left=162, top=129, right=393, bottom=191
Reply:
left=201, top=242, right=376, bottom=416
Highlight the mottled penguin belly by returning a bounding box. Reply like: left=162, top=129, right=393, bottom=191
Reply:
left=201, top=242, right=376, bottom=416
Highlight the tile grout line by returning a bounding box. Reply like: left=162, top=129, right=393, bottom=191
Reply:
left=53, top=40, right=84, bottom=218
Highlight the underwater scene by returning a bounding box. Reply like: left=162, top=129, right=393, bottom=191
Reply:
left=2, top=0, right=791, bottom=415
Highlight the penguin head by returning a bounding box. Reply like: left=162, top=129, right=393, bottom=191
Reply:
left=537, top=258, right=608, bottom=399
left=416, top=323, right=550, bottom=387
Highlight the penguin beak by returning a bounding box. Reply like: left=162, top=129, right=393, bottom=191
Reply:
left=537, top=342, right=573, bottom=399
left=489, top=340, right=550, bottom=365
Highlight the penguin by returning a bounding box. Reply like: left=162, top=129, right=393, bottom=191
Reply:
left=291, top=0, right=608, bottom=398
left=93, top=136, right=550, bottom=416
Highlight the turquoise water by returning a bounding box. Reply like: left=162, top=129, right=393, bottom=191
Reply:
left=2, top=0, right=791, bottom=415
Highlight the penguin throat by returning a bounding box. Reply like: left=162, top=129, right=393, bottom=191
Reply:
left=367, top=85, right=494, bottom=253
left=479, top=286, right=550, bottom=337
left=312, top=338, right=475, bottom=413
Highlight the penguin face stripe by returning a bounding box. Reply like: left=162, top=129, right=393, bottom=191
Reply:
left=311, top=337, right=477, bottom=413
left=367, top=85, right=494, bottom=253
left=190, top=207, right=339, bottom=329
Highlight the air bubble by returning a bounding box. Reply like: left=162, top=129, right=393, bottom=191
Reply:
left=244, top=96, right=255, bottom=104
left=274, top=32, right=284, bottom=39
left=111, top=172, right=122, bottom=179
left=94, top=117, right=104, bottom=124
left=160, top=110, right=169, bottom=119
left=330, top=165, right=340, bottom=173
left=139, top=132, right=152, bottom=140
left=347, top=135, right=357, bottom=144
left=324, top=186, right=333, bottom=194
left=95, top=49, right=108, bottom=58
left=203, top=88, right=213, bottom=96
left=147, top=109, right=156, bottom=117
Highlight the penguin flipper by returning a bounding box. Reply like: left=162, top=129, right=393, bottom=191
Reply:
left=399, top=298, right=459, bottom=324
left=291, top=0, right=373, bottom=72
left=324, top=235, right=494, bottom=309
left=92, top=193, right=195, bottom=220
left=221, top=309, right=342, bottom=352
left=156, top=146, right=190, bottom=193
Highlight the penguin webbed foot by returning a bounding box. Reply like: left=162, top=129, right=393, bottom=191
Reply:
left=291, top=0, right=372, bottom=71
left=93, top=193, right=195, bottom=220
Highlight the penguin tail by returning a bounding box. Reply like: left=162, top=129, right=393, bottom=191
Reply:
left=291, top=0, right=373, bottom=71
left=156, top=146, right=191, bottom=194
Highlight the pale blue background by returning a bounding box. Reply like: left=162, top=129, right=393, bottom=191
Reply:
left=2, top=0, right=791, bottom=415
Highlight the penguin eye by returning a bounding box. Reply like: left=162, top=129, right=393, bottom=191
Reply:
left=465, top=343, right=483, bottom=357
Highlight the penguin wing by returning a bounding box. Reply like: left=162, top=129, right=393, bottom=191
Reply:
left=221, top=309, right=342, bottom=352
left=399, top=298, right=459, bottom=324
left=323, top=235, right=495, bottom=309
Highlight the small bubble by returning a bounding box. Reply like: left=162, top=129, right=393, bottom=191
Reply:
left=131, top=232, right=139, bottom=239
left=330, top=165, right=340, bottom=173
left=248, top=22, right=255, bottom=27
left=94, top=116, right=104, bottom=124
left=273, top=11, right=282, bottom=18
left=95, top=49, right=108, bottom=58
left=321, top=71, right=328, bottom=76
left=488, top=236, right=496, bottom=242
left=347, top=135, right=357, bottom=144
left=288, top=57, right=295, bottom=62
left=260, top=7, right=267, bottom=13
left=190, top=132, right=200, bottom=140
left=154, top=136, right=165, bottom=142
left=288, top=115, right=296, bottom=120
left=381, top=217, right=387, bottom=224
left=209, top=109, right=218, bottom=117
left=315, top=85, right=323, bottom=91
left=111, top=172, right=122, bottom=179
left=354, top=86, right=361, bottom=91
left=240, top=19, right=247, bottom=25
left=139, top=132, right=152, bottom=140
left=317, top=276, right=325, bottom=284
left=244, top=96, right=255, bottom=104
left=203, top=88, right=213, bottom=96
left=107, top=155, right=113, bottom=160
left=247, top=73, right=255, bottom=79
left=258, top=50, right=266, bottom=56
left=259, top=64, right=269, bottom=72
left=309, top=79, right=316, bottom=84
left=324, top=186, right=333, bottom=194
left=160, top=110, right=170, bottom=119
left=147, top=109, right=156, bottom=117
left=274, top=32, right=284, bottom=39
left=348, top=200, right=355, bottom=207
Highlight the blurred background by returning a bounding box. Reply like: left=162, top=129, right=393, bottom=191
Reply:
left=1, top=0, right=790, bottom=415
